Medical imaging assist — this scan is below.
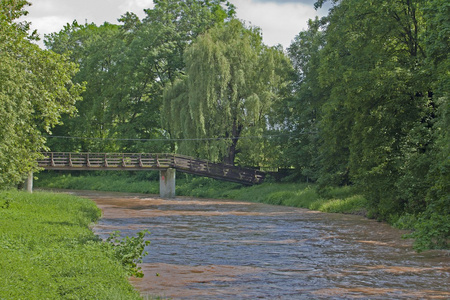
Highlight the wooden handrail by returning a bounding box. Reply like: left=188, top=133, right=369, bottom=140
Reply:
left=37, top=152, right=264, bottom=185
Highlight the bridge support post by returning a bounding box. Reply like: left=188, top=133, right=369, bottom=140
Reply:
left=160, top=168, right=175, bottom=198
left=24, top=172, right=33, bottom=193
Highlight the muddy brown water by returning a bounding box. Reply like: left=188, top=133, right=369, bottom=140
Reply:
left=69, top=190, right=448, bottom=299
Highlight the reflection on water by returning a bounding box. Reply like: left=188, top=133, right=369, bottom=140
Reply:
left=71, top=190, right=449, bottom=299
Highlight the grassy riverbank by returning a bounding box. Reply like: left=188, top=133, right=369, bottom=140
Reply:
left=0, top=190, right=142, bottom=299
left=35, top=171, right=368, bottom=215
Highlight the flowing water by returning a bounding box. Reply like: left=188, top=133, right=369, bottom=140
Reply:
left=72, top=190, right=448, bottom=299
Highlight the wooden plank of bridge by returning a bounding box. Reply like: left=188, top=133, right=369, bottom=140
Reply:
left=37, top=152, right=264, bottom=185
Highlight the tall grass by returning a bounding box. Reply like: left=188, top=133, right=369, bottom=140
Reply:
left=0, top=190, right=142, bottom=299
left=221, top=182, right=367, bottom=214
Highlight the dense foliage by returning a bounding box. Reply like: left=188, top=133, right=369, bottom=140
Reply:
left=279, top=0, right=449, bottom=250
left=0, top=0, right=82, bottom=188
left=44, top=0, right=235, bottom=153
left=163, top=19, right=291, bottom=165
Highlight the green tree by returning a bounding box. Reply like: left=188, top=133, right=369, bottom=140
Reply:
left=45, top=22, right=126, bottom=152
left=278, top=17, right=327, bottom=181
left=131, top=0, right=235, bottom=85
left=45, top=21, right=161, bottom=152
left=45, top=0, right=235, bottom=153
left=303, top=0, right=449, bottom=248
left=408, top=0, right=449, bottom=250
left=163, top=19, right=292, bottom=166
left=0, top=0, right=82, bottom=188
left=118, top=0, right=235, bottom=152
left=313, top=0, right=432, bottom=215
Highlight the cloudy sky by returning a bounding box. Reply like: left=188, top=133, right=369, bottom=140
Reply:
left=22, top=0, right=330, bottom=49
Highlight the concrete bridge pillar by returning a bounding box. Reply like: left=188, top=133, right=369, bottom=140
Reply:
left=24, top=172, right=33, bottom=193
left=160, top=168, right=175, bottom=198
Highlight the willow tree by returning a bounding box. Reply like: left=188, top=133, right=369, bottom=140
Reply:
left=163, top=19, right=291, bottom=165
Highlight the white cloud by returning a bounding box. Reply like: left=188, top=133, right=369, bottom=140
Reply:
left=27, top=15, right=71, bottom=38
left=119, top=0, right=154, bottom=13
left=21, top=0, right=326, bottom=49
left=24, top=0, right=151, bottom=36
left=233, top=0, right=319, bottom=48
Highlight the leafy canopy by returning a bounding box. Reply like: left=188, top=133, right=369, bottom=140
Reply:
left=0, top=0, right=83, bottom=188
left=282, top=0, right=449, bottom=250
left=44, top=0, right=235, bottom=153
left=163, top=19, right=292, bottom=165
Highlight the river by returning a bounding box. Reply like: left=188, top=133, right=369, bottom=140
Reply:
left=72, top=190, right=449, bottom=299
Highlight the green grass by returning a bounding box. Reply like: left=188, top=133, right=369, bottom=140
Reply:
left=221, top=182, right=368, bottom=214
left=0, top=190, right=142, bottom=299
left=36, top=171, right=160, bottom=194
left=35, top=171, right=368, bottom=215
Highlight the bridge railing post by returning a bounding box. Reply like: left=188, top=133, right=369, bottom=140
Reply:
left=121, top=153, right=126, bottom=167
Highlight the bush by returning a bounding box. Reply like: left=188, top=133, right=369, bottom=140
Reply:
left=407, top=212, right=450, bottom=252
left=107, top=230, right=151, bottom=278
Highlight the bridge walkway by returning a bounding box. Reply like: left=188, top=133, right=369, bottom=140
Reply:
left=37, top=152, right=265, bottom=187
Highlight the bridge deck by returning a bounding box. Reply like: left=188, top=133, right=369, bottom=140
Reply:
left=37, top=152, right=265, bottom=185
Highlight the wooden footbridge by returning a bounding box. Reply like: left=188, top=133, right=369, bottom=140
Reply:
left=34, top=152, right=265, bottom=197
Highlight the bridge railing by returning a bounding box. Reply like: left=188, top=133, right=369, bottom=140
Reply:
left=38, top=152, right=265, bottom=185
left=38, top=152, right=176, bottom=169
left=172, top=154, right=265, bottom=184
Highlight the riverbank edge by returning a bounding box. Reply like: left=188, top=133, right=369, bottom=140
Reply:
left=0, top=190, right=143, bottom=299
left=34, top=172, right=369, bottom=216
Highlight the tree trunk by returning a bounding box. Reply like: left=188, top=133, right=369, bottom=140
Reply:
left=223, top=121, right=243, bottom=165
left=223, top=138, right=238, bottom=165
